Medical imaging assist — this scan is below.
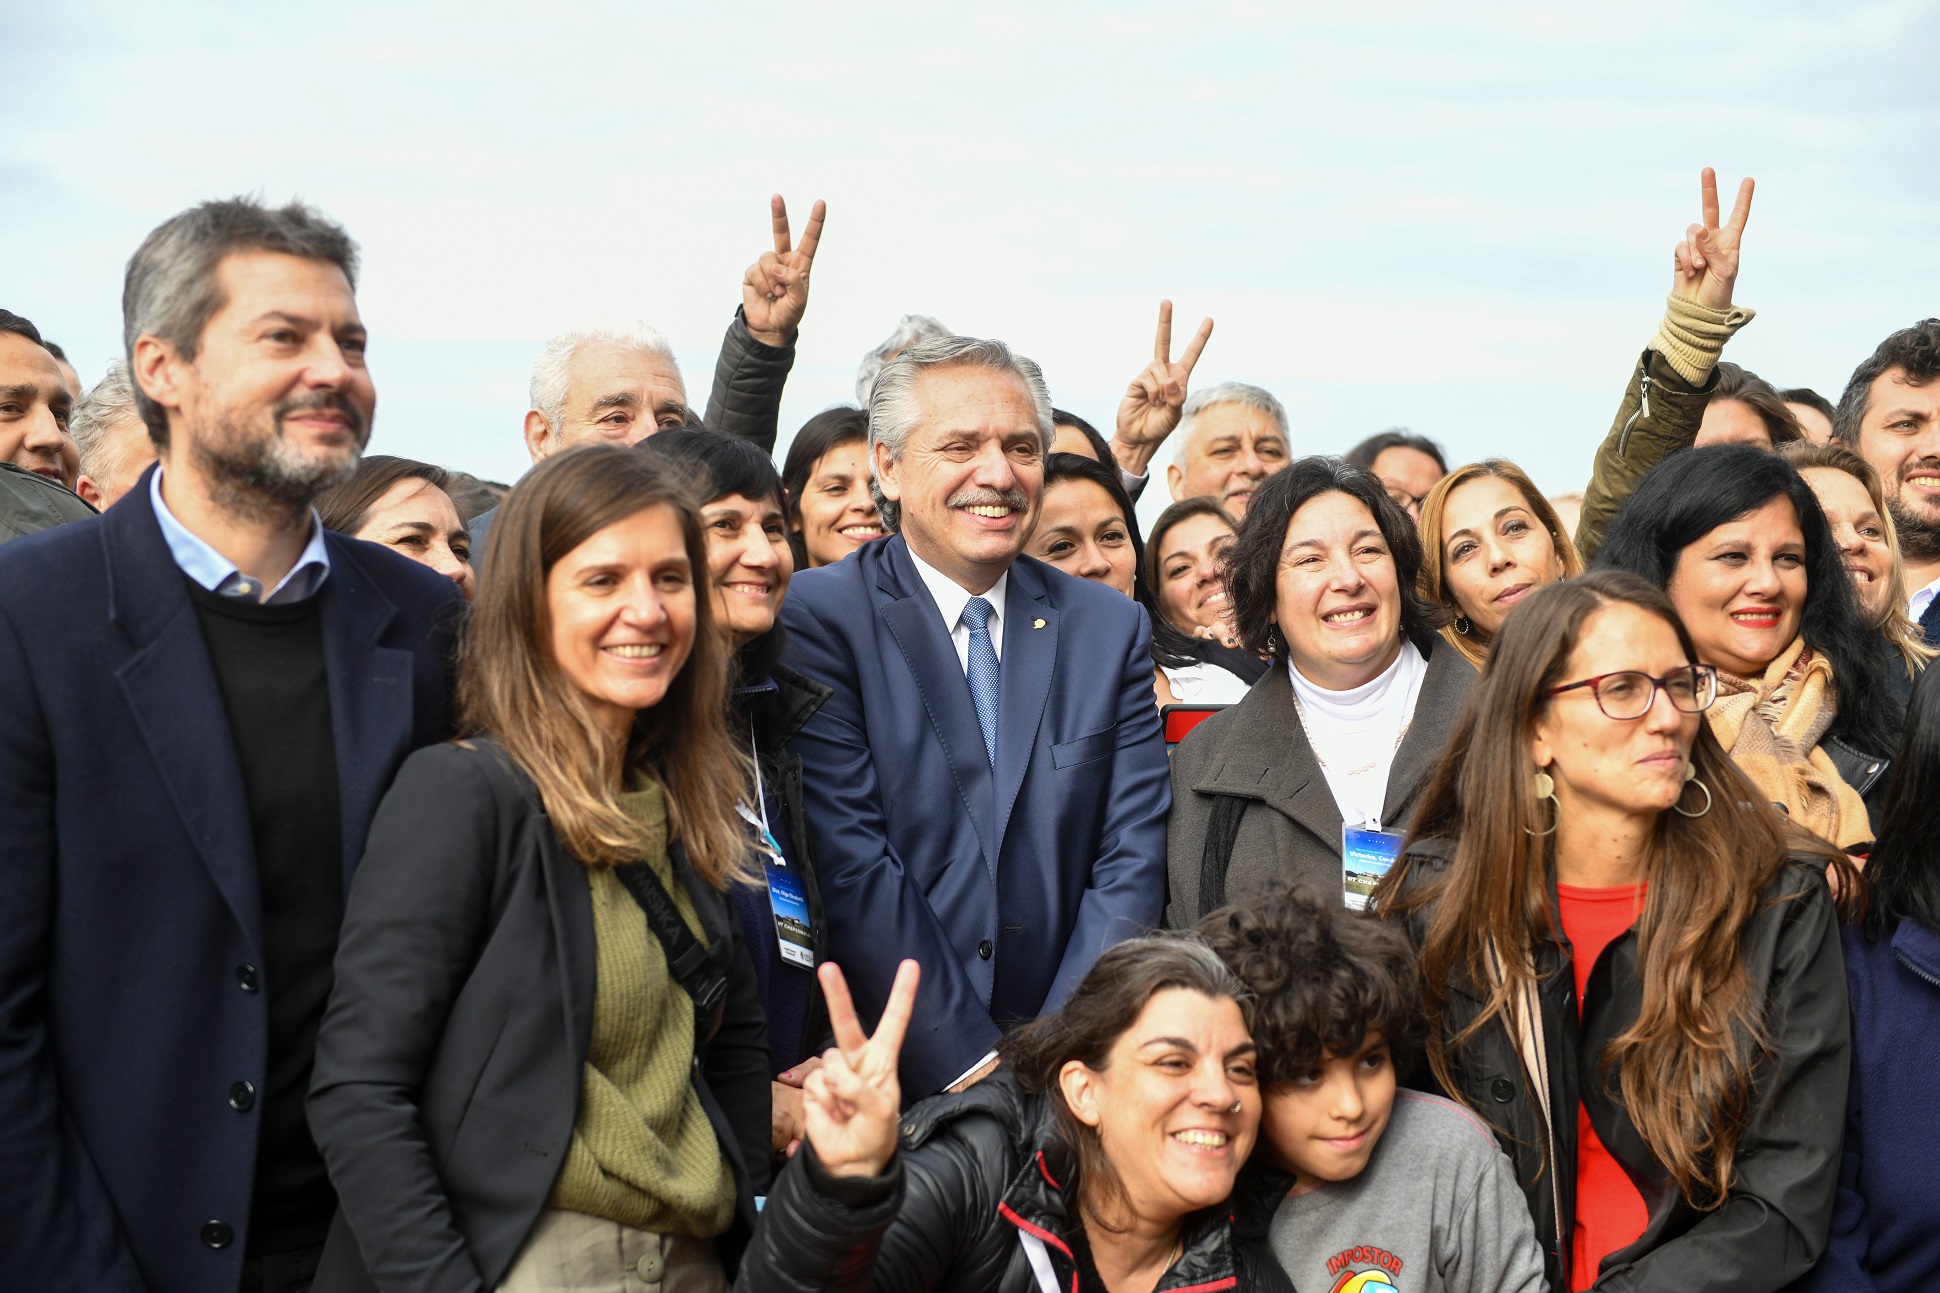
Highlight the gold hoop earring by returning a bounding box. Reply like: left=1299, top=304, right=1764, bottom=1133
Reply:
left=1674, top=761, right=1712, bottom=818
left=1525, top=769, right=1559, bottom=836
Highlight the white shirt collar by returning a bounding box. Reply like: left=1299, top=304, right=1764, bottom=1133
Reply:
left=150, top=466, right=332, bottom=604
left=905, top=543, right=1010, bottom=667
left=1910, top=572, right=1940, bottom=624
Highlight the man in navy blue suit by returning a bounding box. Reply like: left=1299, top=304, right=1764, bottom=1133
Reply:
left=781, top=335, right=1170, bottom=1100
left=0, top=198, right=462, bottom=1293
left=1830, top=318, right=1940, bottom=644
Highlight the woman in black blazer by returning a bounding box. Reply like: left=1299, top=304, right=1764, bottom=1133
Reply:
left=308, top=445, right=769, bottom=1293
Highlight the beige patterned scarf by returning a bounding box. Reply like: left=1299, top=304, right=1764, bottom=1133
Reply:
left=1706, top=638, right=1872, bottom=849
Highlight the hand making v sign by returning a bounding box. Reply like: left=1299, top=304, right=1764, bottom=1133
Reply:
left=744, top=194, right=827, bottom=348
left=1113, top=299, right=1214, bottom=478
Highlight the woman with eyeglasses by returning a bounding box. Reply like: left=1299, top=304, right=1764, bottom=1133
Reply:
left=1593, top=444, right=1898, bottom=850
left=1374, top=569, right=1850, bottom=1292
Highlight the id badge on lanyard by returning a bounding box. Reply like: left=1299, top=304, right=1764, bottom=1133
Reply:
left=741, top=724, right=816, bottom=970
left=1342, top=820, right=1405, bottom=911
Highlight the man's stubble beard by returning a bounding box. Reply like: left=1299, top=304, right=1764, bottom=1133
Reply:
left=191, top=392, right=369, bottom=527
left=1888, top=488, right=1940, bottom=563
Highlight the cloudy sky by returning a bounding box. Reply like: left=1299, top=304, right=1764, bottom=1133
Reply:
left=5, top=1, right=1935, bottom=524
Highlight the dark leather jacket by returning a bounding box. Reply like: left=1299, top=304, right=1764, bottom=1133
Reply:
left=1392, top=840, right=1849, bottom=1293
left=736, top=1069, right=1293, bottom=1293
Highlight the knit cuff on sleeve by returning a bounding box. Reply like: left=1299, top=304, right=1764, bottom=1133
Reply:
left=1648, top=294, right=1757, bottom=386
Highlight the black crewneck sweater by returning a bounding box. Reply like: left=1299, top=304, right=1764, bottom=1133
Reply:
left=187, top=579, right=343, bottom=1257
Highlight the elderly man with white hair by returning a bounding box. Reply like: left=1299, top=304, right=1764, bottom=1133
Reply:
left=472, top=195, right=825, bottom=552
left=70, top=361, right=158, bottom=511
left=781, top=334, right=1170, bottom=1100
left=1162, top=381, right=1290, bottom=520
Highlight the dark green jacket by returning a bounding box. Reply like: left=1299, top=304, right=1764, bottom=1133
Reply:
left=0, top=463, right=93, bottom=547
left=1575, top=348, right=1717, bottom=564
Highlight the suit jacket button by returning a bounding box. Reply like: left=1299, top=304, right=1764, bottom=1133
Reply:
left=236, top=965, right=260, bottom=993
left=229, top=1080, right=256, bottom=1112
left=978, top=940, right=993, bottom=960
left=201, top=1221, right=233, bottom=1249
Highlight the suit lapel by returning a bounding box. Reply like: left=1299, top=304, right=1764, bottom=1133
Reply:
left=317, top=538, right=414, bottom=884
left=875, top=540, right=998, bottom=874
left=995, top=562, right=1056, bottom=847
left=106, top=472, right=262, bottom=941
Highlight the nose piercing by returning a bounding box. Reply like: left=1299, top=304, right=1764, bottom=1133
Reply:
left=1230, top=1099, right=1243, bottom=1113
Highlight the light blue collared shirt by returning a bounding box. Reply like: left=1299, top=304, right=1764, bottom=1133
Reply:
left=149, top=467, right=332, bottom=603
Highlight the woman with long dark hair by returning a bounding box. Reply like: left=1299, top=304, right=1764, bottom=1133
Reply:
left=738, top=940, right=1294, bottom=1293
left=1025, top=452, right=1250, bottom=706
left=1144, top=496, right=1269, bottom=696
left=1375, top=569, right=1850, bottom=1292
left=1797, top=663, right=1940, bottom=1292
left=1593, top=443, right=1897, bottom=847
left=309, top=445, right=768, bottom=1292
left=639, top=428, right=833, bottom=1158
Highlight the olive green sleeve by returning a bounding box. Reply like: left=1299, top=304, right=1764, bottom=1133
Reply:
left=1575, top=296, right=1756, bottom=564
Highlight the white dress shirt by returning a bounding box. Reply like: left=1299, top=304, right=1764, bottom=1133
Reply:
left=906, top=545, right=1009, bottom=670
left=904, top=543, right=1011, bottom=1091
left=1910, top=573, right=1940, bottom=625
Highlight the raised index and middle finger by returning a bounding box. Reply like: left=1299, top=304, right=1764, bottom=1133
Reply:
left=770, top=194, right=828, bottom=263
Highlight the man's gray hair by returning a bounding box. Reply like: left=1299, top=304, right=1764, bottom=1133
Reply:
left=71, top=361, right=144, bottom=477
left=528, top=325, right=680, bottom=433
left=1171, top=381, right=1289, bottom=467
left=122, top=197, right=359, bottom=447
left=855, top=313, right=953, bottom=405
left=866, top=335, right=1053, bottom=532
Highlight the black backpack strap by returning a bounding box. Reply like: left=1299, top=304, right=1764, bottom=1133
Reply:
left=612, top=861, right=729, bottom=1029
left=1197, top=794, right=1250, bottom=919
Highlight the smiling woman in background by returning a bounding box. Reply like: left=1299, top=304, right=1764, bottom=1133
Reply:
left=1781, top=439, right=1934, bottom=699
left=316, top=455, right=475, bottom=599
left=780, top=407, right=884, bottom=569
left=1418, top=459, right=1582, bottom=670
left=1029, top=453, right=1254, bottom=707
left=1594, top=444, right=1900, bottom=844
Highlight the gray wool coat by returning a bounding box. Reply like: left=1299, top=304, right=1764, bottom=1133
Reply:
left=1164, top=637, right=1478, bottom=927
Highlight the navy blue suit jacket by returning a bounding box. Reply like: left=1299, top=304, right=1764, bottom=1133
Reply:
left=781, top=536, right=1170, bottom=1097
left=0, top=470, right=462, bottom=1293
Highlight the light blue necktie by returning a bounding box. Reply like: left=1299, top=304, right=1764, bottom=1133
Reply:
left=961, top=595, right=1000, bottom=768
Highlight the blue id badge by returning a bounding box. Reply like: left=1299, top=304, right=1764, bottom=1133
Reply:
left=764, top=860, right=816, bottom=970
left=1342, top=825, right=1405, bottom=910
left=738, top=801, right=816, bottom=970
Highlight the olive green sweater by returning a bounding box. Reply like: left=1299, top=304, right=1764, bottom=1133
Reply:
left=545, top=779, right=735, bottom=1236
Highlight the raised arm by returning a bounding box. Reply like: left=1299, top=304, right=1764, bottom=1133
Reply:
left=1111, top=300, right=1214, bottom=484
left=707, top=194, right=826, bottom=452
left=1577, top=168, right=1758, bottom=562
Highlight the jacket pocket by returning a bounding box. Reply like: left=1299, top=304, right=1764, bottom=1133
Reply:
left=1052, top=729, right=1115, bottom=769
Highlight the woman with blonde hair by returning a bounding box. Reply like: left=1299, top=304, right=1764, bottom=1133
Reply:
left=1418, top=459, right=1582, bottom=669
left=309, top=444, right=769, bottom=1293
left=1781, top=439, right=1934, bottom=695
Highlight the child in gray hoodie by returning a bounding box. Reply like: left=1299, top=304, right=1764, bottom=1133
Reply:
left=1202, top=886, right=1546, bottom=1293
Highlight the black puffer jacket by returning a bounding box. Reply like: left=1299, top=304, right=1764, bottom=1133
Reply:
left=736, top=1069, right=1293, bottom=1293
left=1392, top=840, right=1849, bottom=1293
